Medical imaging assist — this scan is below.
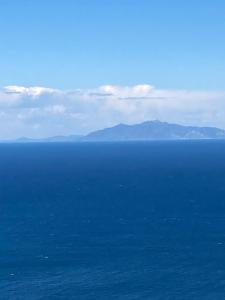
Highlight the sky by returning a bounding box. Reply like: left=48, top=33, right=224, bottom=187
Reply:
left=0, top=0, right=225, bottom=139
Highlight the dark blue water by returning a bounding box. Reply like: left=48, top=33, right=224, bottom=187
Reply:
left=1, top=141, right=225, bottom=299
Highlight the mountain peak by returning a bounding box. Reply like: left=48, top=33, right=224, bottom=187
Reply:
left=84, top=120, right=225, bottom=141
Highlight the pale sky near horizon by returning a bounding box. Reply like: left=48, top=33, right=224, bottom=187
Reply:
left=0, top=0, right=225, bottom=138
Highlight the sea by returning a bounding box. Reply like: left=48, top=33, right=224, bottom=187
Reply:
left=1, top=140, right=225, bottom=299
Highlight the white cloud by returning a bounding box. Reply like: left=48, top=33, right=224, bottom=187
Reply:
left=97, top=84, right=154, bottom=98
left=0, top=84, right=224, bottom=139
left=4, top=85, right=57, bottom=97
left=44, top=105, right=66, bottom=114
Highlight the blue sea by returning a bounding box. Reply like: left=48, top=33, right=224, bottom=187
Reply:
left=1, top=141, right=225, bottom=299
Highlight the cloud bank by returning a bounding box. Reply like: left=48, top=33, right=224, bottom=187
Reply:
left=0, top=84, right=224, bottom=139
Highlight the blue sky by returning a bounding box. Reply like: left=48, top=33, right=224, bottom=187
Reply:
left=0, top=0, right=225, bottom=139
left=0, top=0, right=225, bottom=89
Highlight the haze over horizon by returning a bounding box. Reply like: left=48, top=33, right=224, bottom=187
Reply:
left=0, top=0, right=225, bottom=139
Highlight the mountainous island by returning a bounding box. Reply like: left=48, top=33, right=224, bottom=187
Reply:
left=9, top=120, right=225, bottom=142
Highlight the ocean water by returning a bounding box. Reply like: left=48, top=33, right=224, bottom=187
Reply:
left=1, top=141, right=225, bottom=299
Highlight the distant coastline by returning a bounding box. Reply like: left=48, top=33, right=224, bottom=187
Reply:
left=3, top=120, right=225, bottom=143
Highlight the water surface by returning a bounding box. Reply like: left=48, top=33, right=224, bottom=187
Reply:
left=1, top=141, right=225, bottom=299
